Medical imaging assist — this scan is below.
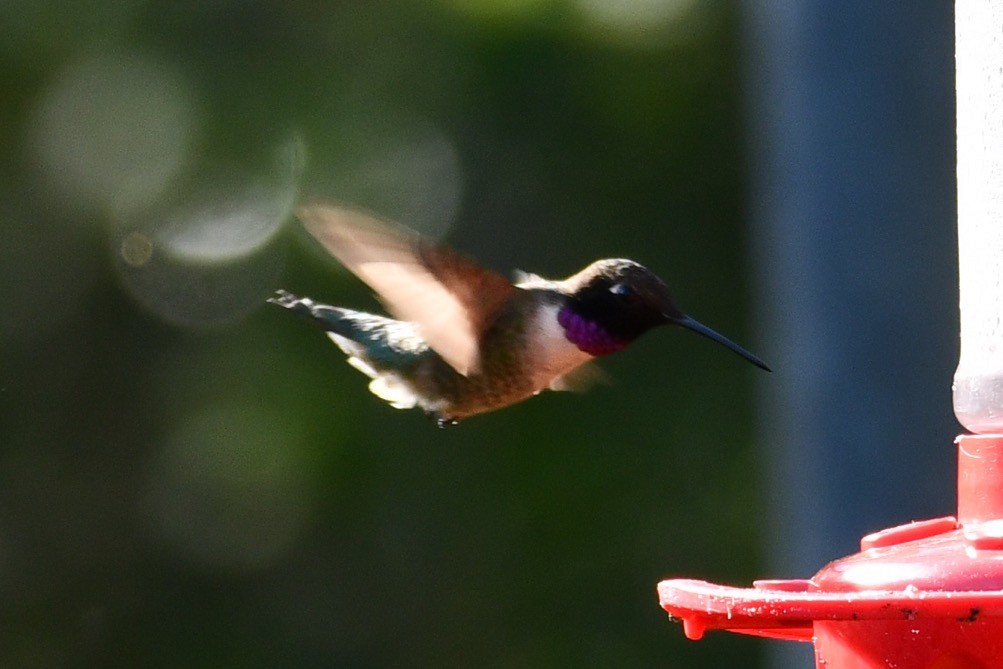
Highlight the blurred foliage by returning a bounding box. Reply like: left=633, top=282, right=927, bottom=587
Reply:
left=0, top=0, right=766, bottom=666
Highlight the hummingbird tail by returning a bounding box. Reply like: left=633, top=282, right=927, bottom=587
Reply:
left=267, top=289, right=314, bottom=318
left=269, top=289, right=350, bottom=359
left=267, top=290, right=425, bottom=365
left=268, top=289, right=427, bottom=413
left=267, top=289, right=362, bottom=335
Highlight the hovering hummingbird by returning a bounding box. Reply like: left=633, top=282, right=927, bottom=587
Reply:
left=270, top=203, right=770, bottom=426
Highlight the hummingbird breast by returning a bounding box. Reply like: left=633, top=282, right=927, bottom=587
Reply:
left=409, top=291, right=592, bottom=421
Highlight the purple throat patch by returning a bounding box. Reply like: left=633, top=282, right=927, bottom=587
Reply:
left=558, top=307, right=628, bottom=356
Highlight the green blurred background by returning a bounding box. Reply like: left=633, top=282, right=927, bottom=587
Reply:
left=0, top=1, right=921, bottom=667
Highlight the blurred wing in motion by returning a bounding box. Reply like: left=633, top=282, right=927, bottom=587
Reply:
left=296, top=203, right=516, bottom=376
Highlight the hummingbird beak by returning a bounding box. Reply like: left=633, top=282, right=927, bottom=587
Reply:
left=669, top=315, right=772, bottom=372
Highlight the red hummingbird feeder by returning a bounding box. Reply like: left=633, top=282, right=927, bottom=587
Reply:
left=658, top=435, right=1003, bottom=667
left=657, top=2, right=1003, bottom=666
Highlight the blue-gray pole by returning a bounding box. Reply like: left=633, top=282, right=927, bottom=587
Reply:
left=742, top=2, right=958, bottom=666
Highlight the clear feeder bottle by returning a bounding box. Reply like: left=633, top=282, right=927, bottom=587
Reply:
left=952, top=0, right=1003, bottom=435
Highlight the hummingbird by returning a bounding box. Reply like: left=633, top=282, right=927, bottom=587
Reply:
left=270, top=203, right=770, bottom=427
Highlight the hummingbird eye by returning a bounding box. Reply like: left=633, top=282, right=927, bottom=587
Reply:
left=610, top=282, right=640, bottom=303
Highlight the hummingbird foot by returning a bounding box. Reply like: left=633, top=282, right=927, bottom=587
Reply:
left=424, top=410, right=458, bottom=428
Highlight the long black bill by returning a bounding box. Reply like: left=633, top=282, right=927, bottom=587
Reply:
left=672, top=315, right=772, bottom=372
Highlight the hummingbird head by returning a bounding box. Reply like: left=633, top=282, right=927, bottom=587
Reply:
left=561, top=259, right=679, bottom=349
left=559, top=259, right=770, bottom=370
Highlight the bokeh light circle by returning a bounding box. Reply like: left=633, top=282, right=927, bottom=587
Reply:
left=30, top=52, right=199, bottom=216
left=141, top=402, right=313, bottom=573
left=112, top=144, right=297, bottom=328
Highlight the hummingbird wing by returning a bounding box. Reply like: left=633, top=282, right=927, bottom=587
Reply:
left=296, top=203, right=516, bottom=376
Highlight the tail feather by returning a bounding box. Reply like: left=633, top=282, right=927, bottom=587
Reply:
left=267, top=289, right=352, bottom=333
left=269, top=289, right=427, bottom=412
left=267, top=290, right=427, bottom=367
